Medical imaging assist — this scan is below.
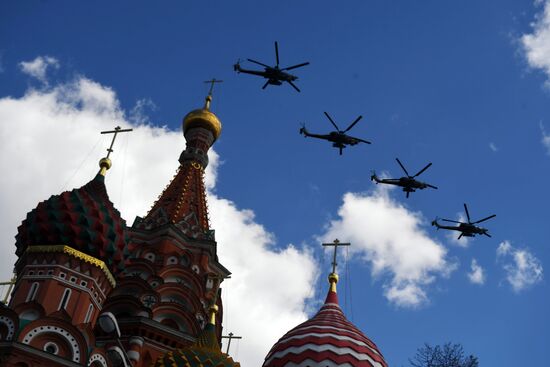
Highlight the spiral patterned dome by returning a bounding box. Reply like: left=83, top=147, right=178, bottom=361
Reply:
left=263, top=274, right=388, bottom=367
left=15, top=174, right=129, bottom=274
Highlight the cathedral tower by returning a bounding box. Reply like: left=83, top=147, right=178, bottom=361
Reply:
left=99, top=90, right=231, bottom=366
left=0, top=147, right=129, bottom=366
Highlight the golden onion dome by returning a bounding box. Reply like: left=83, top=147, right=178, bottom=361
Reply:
left=182, top=95, right=222, bottom=141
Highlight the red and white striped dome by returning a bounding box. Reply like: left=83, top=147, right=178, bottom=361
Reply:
left=263, top=274, right=388, bottom=367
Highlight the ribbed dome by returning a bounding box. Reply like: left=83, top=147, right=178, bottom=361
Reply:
left=153, top=323, right=240, bottom=367
left=263, top=277, right=388, bottom=367
left=15, top=174, right=129, bottom=274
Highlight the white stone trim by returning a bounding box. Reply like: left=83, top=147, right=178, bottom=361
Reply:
left=22, top=325, right=81, bottom=362
left=88, top=353, right=108, bottom=367
left=0, top=316, right=15, bottom=340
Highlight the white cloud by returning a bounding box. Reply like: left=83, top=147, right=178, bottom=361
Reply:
left=540, top=122, right=550, bottom=154
left=489, top=142, right=498, bottom=152
left=467, top=259, right=485, bottom=285
left=320, top=186, right=453, bottom=308
left=0, top=72, right=317, bottom=367
left=497, top=241, right=543, bottom=292
left=521, top=1, right=550, bottom=86
left=497, top=241, right=513, bottom=257
left=19, top=55, right=59, bottom=83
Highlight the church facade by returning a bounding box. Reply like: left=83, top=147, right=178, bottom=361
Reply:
left=0, top=93, right=388, bottom=367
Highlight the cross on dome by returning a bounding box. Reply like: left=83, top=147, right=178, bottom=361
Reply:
left=322, top=238, right=350, bottom=275
left=203, top=78, right=223, bottom=110
left=98, top=125, right=133, bottom=175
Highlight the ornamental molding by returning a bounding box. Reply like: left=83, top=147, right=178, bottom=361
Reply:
left=22, top=324, right=81, bottom=362
left=0, top=316, right=15, bottom=340
left=25, top=245, right=116, bottom=287
left=88, top=353, right=108, bottom=367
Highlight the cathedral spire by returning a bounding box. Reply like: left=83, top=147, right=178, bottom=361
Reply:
left=140, top=87, right=223, bottom=237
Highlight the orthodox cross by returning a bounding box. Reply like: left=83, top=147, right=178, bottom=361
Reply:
left=100, top=126, right=133, bottom=158
left=204, top=78, right=223, bottom=96
left=221, top=332, right=243, bottom=354
left=322, top=239, right=350, bottom=274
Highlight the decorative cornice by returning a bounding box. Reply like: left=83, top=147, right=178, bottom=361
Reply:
left=26, top=245, right=116, bottom=287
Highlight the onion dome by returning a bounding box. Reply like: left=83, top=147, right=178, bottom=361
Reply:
left=263, top=273, right=389, bottom=367
left=15, top=170, right=129, bottom=274
left=183, top=94, right=222, bottom=142
left=153, top=305, right=240, bottom=367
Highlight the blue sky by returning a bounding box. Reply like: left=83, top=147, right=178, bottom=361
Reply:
left=1, top=1, right=549, bottom=366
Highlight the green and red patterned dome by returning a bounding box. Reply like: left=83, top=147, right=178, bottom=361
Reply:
left=15, top=173, right=129, bottom=274
left=154, top=306, right=240, bottom=367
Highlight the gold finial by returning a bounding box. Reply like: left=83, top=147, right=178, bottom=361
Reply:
left=208, top=304, right=219, bottom=325
left=98, top=157, right=112, bottom=176
left=328, top=272, right=339, bottom=293
left=98, top=126, right=133, bottom=176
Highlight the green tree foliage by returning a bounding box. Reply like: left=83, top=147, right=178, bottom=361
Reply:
left=409, top=343, right=479, bottom=367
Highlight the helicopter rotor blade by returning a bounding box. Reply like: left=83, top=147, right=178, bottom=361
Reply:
left=441, top=218, right=463, bottom=224
left=426, top=184, right=438, bottom=189
left=261, top=80, right=270, bottom=89
left=287, top=80, right=301, bottom=92
left=413, top=162, right=433, bottom=178
left=395, top=158, right=410, bottom=177
left=282, top=62, right=310, bottom=71
left=458, top=233, right=463, bottom=240
left=464, top=203, right=471, bottom=223
left=274, top=41, right=280, bottom=67
left=343, top=115, right=363, bottom=132
left=324, top=112, right=340, bottom=131
left=483, top=232, right=492, bottom=238
left=472, top=214, right=496, bottom=224
left=247, top=59, right=271, bottom=68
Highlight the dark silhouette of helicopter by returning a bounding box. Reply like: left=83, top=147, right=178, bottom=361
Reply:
left=233, top=42, right=310, bottom=92
left=432, top=203, right=496, bottom=239
left=299, top=112, right=371, bottom=155
left=371, top=158, right=437, bottom=198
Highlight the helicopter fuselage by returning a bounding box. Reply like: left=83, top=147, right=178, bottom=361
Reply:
left=234, top=64, right=297, bottom=83
left=432, top=220, right=488, bottom=237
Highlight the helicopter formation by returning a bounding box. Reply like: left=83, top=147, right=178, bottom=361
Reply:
left=233, top=41, right=496, bottom=241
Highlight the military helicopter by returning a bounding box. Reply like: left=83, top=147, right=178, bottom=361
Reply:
left=233, top=41, right=310, bottom=92
left=432, top=203, right=496, bottom=239
left=299, top=112, right=371, bottom=155
left=371, top=158, right=437, bottom=198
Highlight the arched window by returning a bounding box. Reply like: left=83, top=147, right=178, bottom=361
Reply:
left=26, top=282, right=39, bottom=302
left=84, top=304, right=94, bottom=323
left=58, top=288, right=72, bottom=310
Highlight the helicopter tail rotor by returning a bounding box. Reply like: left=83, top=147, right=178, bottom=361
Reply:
left=233, top=61, right=241, bottom=72
left=299, top=123, right=308, bottom=136
left=370, top=170, right=378, bottom=182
